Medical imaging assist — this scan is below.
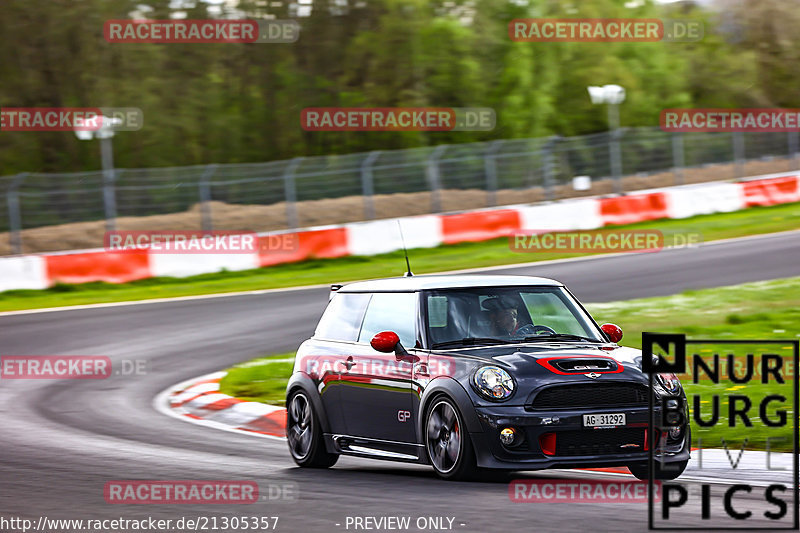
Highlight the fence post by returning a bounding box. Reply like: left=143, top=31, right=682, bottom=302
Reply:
left=426, top=145, right=448, bottom=213
left=788, top=131, right=799, bottom=170
left=609, top=129, right=623, bottom=194
left=542, top=136, right=560, bottom=201
left=733, top=132, right=745, bottom=178
left=672, top=132, right=685, bottom=185
left=283, top=157, right=303, bottom=229
left=360, top=151, right=381, bottom=220
left=101, top=137, right=117, bottom=232
left=484, top=140, right=502, bottom=207
left=198, top=164, right=217, bottom=232
left=7, top=173, right=28, bottom=255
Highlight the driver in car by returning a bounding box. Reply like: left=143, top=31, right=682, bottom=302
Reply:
left=483, top=296, right=540, bottom=337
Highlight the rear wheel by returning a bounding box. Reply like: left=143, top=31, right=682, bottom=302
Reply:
left=286, top=390, right=338, bottom=468
left=424, top=397, right=476, bottom=481
left=628, top=459, right=688, bottom=480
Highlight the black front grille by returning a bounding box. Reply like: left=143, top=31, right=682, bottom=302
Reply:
left=555, top=428, right=646, bottom=456
left=532, top=383, right=649, bottom=409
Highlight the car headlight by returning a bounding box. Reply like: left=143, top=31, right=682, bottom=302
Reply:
left=472, top=366, right=515, bottom=401
left=654, top=372, right=682, bottom=394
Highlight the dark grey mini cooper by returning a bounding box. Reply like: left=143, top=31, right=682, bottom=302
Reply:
left=285, top=275, right=689, bottom=480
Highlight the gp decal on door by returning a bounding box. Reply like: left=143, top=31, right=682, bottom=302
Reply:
left=398, top=410, right=411, bottom=422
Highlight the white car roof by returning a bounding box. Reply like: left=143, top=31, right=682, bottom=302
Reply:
left=338, top=274, right=563, bottom=292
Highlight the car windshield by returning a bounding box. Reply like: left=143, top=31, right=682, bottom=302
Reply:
left=424, top=286, right=605, bottom=347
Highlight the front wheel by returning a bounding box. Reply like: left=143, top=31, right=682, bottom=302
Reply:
left=628, top=459, right=688, bottom=480
left=424, top=397, right=476, bottom=481
left=286, top=390, right=338, bottom=468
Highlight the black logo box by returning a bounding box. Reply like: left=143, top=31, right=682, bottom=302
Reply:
left=643, top=333, right=799, bottom=531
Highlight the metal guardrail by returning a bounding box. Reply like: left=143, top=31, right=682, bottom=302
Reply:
left=2, top=127, right=799, bottom=254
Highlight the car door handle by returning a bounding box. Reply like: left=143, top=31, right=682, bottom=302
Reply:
left=339, top=356, right=356, bottom=371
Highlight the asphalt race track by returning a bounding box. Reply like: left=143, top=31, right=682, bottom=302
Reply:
left=1, top=230, right=799, bottom=532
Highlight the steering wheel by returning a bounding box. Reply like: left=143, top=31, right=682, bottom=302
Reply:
left=516, top=324, right=556, bottom=336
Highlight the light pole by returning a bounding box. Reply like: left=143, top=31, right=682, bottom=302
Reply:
left=588, top=84, right=625, bottom=194
left=75, top=115, right=122, bottom=232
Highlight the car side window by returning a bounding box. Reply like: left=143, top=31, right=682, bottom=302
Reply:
left=315, top=292, right=371, bottom=342
left=358, top=292, right=417, bottom=348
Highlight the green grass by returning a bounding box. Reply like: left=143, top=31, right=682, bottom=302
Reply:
left=218, top=354, right=295, bottom=407
left=683, top=380, right=792, bottom=452
left=0, top=201, right=799, bottom=312
left=585, top=277, right=800, bottom=346
left=587, top=278, right=799, bottom=452
left=220, top=276, right=800, bottom=451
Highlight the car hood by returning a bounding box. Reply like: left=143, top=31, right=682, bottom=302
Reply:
left=432, top=343, right=648, bottom=381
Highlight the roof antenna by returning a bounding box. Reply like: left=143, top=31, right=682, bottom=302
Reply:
left=397, top=220, right=413, bottom=277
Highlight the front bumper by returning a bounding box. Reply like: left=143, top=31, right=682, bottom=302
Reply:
left=470, top=404, right=690, bottom=470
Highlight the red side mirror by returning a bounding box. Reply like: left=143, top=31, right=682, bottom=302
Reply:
left=371, top=331, right=400, bottom=353
left=601, top=323, right=623, bottom=343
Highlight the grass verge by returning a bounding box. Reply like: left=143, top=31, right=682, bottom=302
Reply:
left=220, top=276, right=800, bottom=451
left=2, top=201, right=800, bottom=312
left=218, top=355, right=294, bottom=407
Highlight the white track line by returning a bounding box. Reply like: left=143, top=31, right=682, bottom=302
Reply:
left=4, top=228, right=800, bottom=318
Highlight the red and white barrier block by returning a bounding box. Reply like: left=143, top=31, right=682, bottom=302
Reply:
left=1, top=172, right=798, bottom=292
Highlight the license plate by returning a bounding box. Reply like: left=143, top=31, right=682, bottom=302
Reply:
left=583, top=413, right=625, bottom=428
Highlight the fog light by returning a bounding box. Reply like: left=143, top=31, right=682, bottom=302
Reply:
left=500, top=427, right=516, bottom=446
left=669, top=426, right=682, bottom=439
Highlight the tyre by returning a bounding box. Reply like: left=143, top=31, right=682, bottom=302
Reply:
left=424, top=397, right=476, bottom=481
left=286, top=390, right=338, bottom=468
left=628, top=459, right=688, bottom=480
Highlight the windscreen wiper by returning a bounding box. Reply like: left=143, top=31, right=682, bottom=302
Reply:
left=432, top=337, right=513, bottom=348
left=522, top=333, right=601, bottom=343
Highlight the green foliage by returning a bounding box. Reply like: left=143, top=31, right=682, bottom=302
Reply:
left=1, top=0, right=796, bottom=173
